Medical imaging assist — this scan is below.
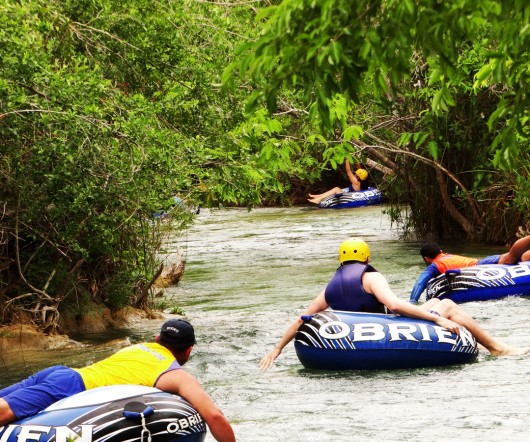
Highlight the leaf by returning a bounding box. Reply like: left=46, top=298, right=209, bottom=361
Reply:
left=308, top=133, right=327, bottom=145
left=428, top=68, right=442, bottom=86
left=343, top=125, right=363, bottom=141
left=404, top=0, right=415, bottom=15
left=398, top=132, right=412, bottom=147
left=331, top=41, right=342, bottom=64
left=474, top=63, right=493, bottom=88
left=427, top=141, right=439, bottom=160
left=432, top=89, right=443, bottom=112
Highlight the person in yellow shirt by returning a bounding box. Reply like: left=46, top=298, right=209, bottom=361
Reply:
left=0, top=319, right=235, bottom=442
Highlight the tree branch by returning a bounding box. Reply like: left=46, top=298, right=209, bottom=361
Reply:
left=14, top=196, right=53, bottom=301
left=436, top=168, right=477, bottom=239
left=360, top=130, right=483, bottom=227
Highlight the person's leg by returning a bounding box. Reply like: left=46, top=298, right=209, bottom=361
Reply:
left=308, top=187, right=342, bottom=204
left=0, top=367, right=56, bottom=425
left=0, top=365, right=61, bottom=397
left=309, top=187, right=342, bottom=199
left=420, top=298, right=440, bottom=309
left=0, top=366, right=84, bottom=423
left=499, top=235, right=530, bottom=264
left=422, top=299, right=528, bottom=356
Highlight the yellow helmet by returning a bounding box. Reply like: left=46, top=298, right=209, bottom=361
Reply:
left=338, top=238, right=370, bottom=263
left=355, top=168, right=368, bottom=181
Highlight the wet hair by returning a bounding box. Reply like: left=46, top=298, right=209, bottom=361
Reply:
left=420, top=241, right=442, bottom=259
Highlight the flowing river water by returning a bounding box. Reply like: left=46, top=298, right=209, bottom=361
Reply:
left=2, top=205, right=530, bottom=441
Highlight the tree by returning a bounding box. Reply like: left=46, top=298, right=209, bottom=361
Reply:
left=233, top=0, right=530, bottom=239
left=0, top=0, right=289, bottom=330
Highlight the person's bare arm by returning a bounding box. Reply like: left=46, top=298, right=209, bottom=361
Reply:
left=156, top=370, right=235, bottom=442
left=259, top=290, right=329, bottom=371
left=345, top=160, right=361, bottom=191
left=363, top=272, right=461, bottom=334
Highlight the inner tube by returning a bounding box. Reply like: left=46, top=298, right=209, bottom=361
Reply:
left=0, top=385, right=206, bottom=442
left=318, top=187, right=383, bottom=209
left=426, top=263, right=530, bottom=303
left=294, top=310, right=478, bottom=370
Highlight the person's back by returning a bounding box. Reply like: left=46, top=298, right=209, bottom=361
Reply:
left=325, top=260, right=386, bottom=313
left=74, top=342, right=180, bottom=389
left=429, top=253, right=479, bottom=272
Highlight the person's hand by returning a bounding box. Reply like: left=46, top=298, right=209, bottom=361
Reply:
left=259, top=348, right=281, bottom=371
left=436, top=317, right=461, bottom=335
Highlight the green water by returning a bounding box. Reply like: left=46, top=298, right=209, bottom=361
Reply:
left=2, top=205, right=530, bottom=442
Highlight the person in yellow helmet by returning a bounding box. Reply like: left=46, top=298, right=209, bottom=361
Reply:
left=308, top=159, right=369, bottom=204
left=259, top=238, right=528, bottom=371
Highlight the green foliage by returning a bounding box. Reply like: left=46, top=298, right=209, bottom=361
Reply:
left=103, top=271, right=136, bottom=310
left=0, top=0, right=294, bottom=328
left=3, top=0, right=530, bottom=334
left=151, top=298, right=185, bottom=316
left=237, top=0, right=530, bottom=164
left=229, top=0, right=530, bottom=240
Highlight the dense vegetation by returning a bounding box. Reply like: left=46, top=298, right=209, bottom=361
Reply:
left=2, top=0, right=530, bottom=331
left=0, top=0, right=279, bottom=330
left=235, top=0, right=530, bottom=239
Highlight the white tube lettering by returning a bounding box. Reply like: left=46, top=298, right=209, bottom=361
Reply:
left=458, top=328, right=476, bottom=347
left=506, top=264, right=530, bottom=278
left=318, top=321, right=350, bottom=340
left=55, top=425, right=94, bottom=442
left=417, top=324, right=432, bottom=341
left=167, top=422, right=180, bottom=433
left=476, top=267, right=506, bottom=281
left=17, top=425, right=50, bottom=441
left=351, top=323, right=385, bottom=341
left=387, top=323, right=418, bottom=342
left=433, top=326, right=457, bottom=345
left=178, top=418, right=189, bottom=429
left=0, top=426, right=16, bottom=442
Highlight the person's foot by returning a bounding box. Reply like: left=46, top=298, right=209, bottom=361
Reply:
left=490, top=346, right=529, bottom=356
left=308, top=198, right=319, bottom=204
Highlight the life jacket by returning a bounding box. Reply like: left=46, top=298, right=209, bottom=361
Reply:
left=432, top=253, right=479, bottom=273
left=324, top=262, right=386, bottom=313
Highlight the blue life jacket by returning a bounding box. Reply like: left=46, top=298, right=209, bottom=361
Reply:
left=324, top=261, right=386, bottom=313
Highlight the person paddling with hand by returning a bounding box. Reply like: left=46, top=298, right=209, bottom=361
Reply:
left=0, top=319, right=236, bottom=442
left=260, top=238, right=528, bottom=371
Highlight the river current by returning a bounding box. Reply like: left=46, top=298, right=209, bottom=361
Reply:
left=2, top=205, right=530, bottom=441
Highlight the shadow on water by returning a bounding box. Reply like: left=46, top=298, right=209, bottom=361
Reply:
left=2, top=205, right=530, bottom=442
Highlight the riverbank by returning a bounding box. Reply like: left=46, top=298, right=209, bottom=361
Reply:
left=0, top=323, right=81, bottom=353
left=0, top=306, right=163, bottom=353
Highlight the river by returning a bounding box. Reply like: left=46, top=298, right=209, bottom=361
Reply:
left=2, top=205, right=530, bottom=441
